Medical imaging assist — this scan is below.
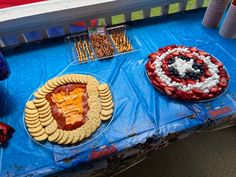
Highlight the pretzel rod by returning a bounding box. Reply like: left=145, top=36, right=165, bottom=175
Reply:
left=75, top=42, right=83, bottom=62
left=111, top=28, right=132, bottom=53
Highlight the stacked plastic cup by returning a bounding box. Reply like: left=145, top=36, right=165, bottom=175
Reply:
left=219, top=1, right=236, bottom=38
left=0, top=52, right=10, bottom=81
left=202, top=0, right=230, bottom=28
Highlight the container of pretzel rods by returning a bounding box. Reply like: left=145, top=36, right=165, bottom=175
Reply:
left=65, top=25, right=141, bottom=64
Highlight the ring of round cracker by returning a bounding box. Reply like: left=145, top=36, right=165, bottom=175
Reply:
left=40, top=116, right=54, bottom=127
left=101, top=96, right=113, bottom=104
left=34, top=133, right=48, bottom=141
left=25, top=113, right=39, bottom=118
left=47, top=80, right=57, bottom=89
left=37, top=88, right=47, bottom=96
left=25, top=74, right=114, bottom=146
left=102, top=103, right=114, bottom=111
left=34, top=100, right=48, bottom=108
left=31, top=128, right=45, bottom=137
left=25, top=115, right=39, bottom=121
left=45, top=120, right=58, bottom=135
left=71, top=130, right=80, bottom=144
left=41, top=86, right=52, bottom=94
left=101, top=100, right=113, bottom=107
left=25, top=119, right=40, bottom=125
left=38, top=106, right=51, bottom=115
left=48, top=129, right=60, bottom=142
left=26, top=101, right=37, bottom=110
left=55, top=129, right=63, bottom=143
left=100, top=114, right=113, bottom=121
left=58, top=131, right=69, bottom=144
left=82, top=124, right=91, bottom=138
left=64, top=131, right=74, bottom=145
left=98, top=83, right=109, bottom=91
left=26, top=121, right=41, bottom=128
left=34, top=91, right=45, bottom=99
left=76, top=127, right=86, bottom=142
left=25, top=108, right=38, bottom=115
left=28, top=125, right=43, bottom=134
left=99, top=91, right=111, bottom=98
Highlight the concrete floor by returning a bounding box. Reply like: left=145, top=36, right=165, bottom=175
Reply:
left=117, top=126, right=236, bottom=177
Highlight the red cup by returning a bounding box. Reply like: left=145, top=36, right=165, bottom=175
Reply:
left=219, top=3, right=236, bottom=38
left=202, top=0, right=230, bottom=28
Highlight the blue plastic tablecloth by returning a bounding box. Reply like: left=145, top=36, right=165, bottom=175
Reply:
left=0, top=9, right=236, bottom=176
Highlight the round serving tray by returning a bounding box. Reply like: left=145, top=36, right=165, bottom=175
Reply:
left=23, top=72, right=116, bottom=150
left=145, top=55, right=230, bottom=103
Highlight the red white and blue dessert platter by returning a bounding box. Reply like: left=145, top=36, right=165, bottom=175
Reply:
left=146, top=45, right=230, bottom=102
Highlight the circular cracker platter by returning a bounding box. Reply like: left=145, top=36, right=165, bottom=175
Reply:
left=23, top=73, right=115, bottom=149
left=146, top=45, right=230, bottom=102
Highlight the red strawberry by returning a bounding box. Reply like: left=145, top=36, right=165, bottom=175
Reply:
left=146, top=60, right=152, bottom=68
left=166, top=46, right=173, bottom=50
left=208, top=94, right=214, bottom=98
left=166, top=86, right=175, bottom=92
left=170, top=44, right=177, bottom=48
left=148, top=72, right=155, bottom=80
left=198, top=51, right=208, bottom=56
left=210, top=86, right=219, bottom=94
left=205, top=70, right=212, bottom=77
left=192, top=89, right=204, bottom=96
left=152, top=80, right=160, bottom=88
left=181, top=79, right=187, bottom=85
left=190, top=47, right=198, bottom=52
left=173, top=51, right=180, bottom=56
left=187, top=80, right=196, bottom=85
left=166, top=55, right=173, bottom=60
left=200, top=93, right=207, bottom=99
left=185, top=53, right=193, bottom=58
left=149, top=62, right=156, bottom=71
left=156, top=52, right=162, bottom=56
left=210, top=57, right=217, bottom=63
left=219, top=77, right=227, bottom=87
left=184, top=91, right=193, bottom=99
left=218, top=87, right=223, bottom=92
left=200, top=76, right=206, bottom=82
left=155, top=77, right=162, bottom=83
left=194, top=96, right=201, bottom=101
left=160, top=82, right=168, bottom=87
left=164, top=87, right=173, bottom=96
left=148, top=53, right=157, bottom=59
left=215, top=62, right=223, bottom=68
left=219, top=68, right=226, bottom=74
left=195, top=59, right=204, bottom=64
left=176, top=90, right=185, bottom=97
left=174, top=77, right=182, bottom=82
left=147, top=71, right=153, bottom=76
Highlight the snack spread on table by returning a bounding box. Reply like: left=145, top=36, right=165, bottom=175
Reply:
left=24, top=74, right=114, bottom=145
left=110, top=28, right=132, bottom=53
left=146, top=45, right=230, bottom=101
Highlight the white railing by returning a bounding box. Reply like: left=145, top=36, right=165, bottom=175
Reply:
left=0, top=0, right=208, bottom=48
